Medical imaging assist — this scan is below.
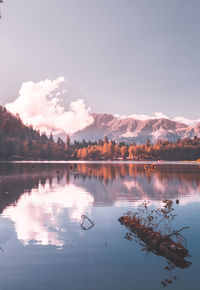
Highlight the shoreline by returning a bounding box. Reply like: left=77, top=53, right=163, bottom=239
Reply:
left=0, top=160, right=199, bottom=165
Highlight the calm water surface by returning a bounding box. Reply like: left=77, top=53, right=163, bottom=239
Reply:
left=0, top=162, right=200, bottom=290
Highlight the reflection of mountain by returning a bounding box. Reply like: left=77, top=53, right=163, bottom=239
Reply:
left=1, top=163, right=200, bottom=210
left=0, top=162, right=200, bottom=247
left=74, top=163, right=200, bottom=204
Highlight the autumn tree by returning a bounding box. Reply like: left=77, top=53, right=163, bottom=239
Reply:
left=102, top=143, right=109, bottom=159
left=114, top=144, right=120, bottom=159
left=120, top=145, right=128, bottom=159
left=128, top=145, right=135, bottom=159
left=77, top=148, right=82, bottom=159
left=81, top=148, right=88, bottom=160
left=108, top=142, right=114, bottom=159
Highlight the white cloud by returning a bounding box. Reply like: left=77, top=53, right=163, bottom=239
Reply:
left=114, top=112, right=168, bottom=121
left=5, top=77, right=93, bottom=135
left=114, top=112, right=200, bottom=126
left=173, top=116, right=200, bottom=126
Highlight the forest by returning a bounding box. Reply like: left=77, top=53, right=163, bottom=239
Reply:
left=0, top=105, right=200, bottom=161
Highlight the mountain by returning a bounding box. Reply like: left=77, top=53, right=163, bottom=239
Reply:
left=71, top=113, right=200, bottom=144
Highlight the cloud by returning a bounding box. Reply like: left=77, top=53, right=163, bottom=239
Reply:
left=114, top=112, right=168, bottom=121
left=114, top=112, right=200, bottom=126
left=5, top=77, right=93, bottom=135
left=173, top=116, right=200, bottom=126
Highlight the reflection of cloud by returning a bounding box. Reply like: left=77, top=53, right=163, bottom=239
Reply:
left=123, top=176, right=200, bottom=201
left=114, top=199, right=162, bottom=208
left=2, top=182, right=94, bottom=247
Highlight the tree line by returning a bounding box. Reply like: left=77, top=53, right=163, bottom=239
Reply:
left=74, top=136, right=200, bottom=161
left=0, top=106, right=200, bottom=161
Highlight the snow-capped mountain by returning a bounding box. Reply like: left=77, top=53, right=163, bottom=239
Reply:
left=71, top=113, right=200, bottom=144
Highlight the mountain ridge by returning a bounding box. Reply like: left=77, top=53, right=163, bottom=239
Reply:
left=71, top=113, right=200, bottom=144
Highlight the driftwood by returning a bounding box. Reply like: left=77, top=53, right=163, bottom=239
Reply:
left=119, top=215, right=191, bottom=268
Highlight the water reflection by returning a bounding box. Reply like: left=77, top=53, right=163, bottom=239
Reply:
left=2, top=182, right=93, bottom=247
left=0, top=163, right=200, bottom=249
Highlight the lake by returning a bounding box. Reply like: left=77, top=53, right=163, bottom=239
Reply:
left=0, top=161, right=200, bottom=290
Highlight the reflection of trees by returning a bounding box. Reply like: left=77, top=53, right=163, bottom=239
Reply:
left=0, top=163, right=200, bottom=213
left=76, top=163, right=200, bottom=185
left=1, top=162, right=200, bottom=185
left=75, top=163, right=200, bottom=201
left=0, top=163, right=67, bottom=213
left=119, top=200, right=191, bottom=287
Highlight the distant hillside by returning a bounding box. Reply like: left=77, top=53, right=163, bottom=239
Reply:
left=1, top=106, right=200, bottom=161
left=0, top=106, right=41, bottom=139
left=0, top=106, right=67, bottom=160
left=71, top=113, right=200, bottom=144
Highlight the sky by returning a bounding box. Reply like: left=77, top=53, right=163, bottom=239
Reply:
left=0, top=0, right=200, bottom=126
